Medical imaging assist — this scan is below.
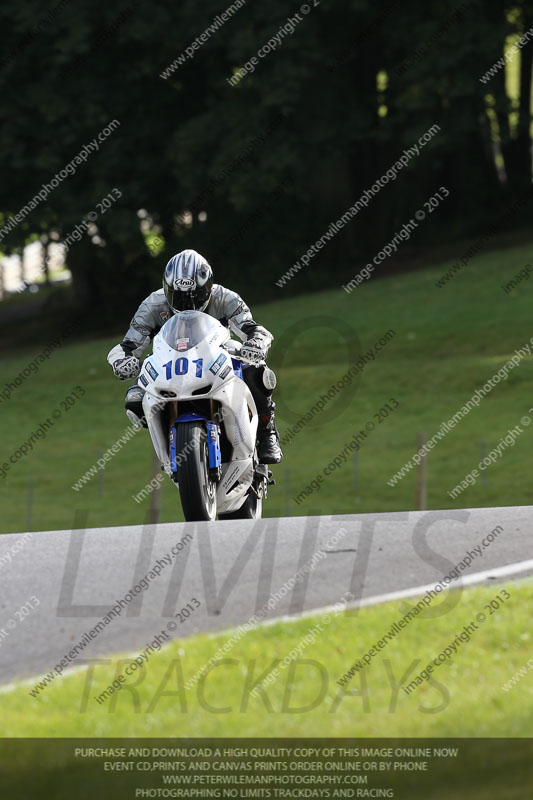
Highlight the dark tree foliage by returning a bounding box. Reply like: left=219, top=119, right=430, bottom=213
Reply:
left=0, top=0, right=531, bottom=324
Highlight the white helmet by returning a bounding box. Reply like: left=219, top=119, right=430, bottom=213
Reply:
left=163, top=249, right=213, bottom=312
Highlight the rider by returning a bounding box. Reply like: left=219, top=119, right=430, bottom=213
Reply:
left=106, top=249, right=283, bottom=464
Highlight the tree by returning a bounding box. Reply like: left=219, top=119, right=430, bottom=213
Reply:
left=0, top=0, right=531, bottom=321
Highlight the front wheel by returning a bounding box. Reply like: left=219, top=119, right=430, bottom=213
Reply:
left=219, top=492, right=262, bottom=520
left=176, top=422, right=217, bottom=521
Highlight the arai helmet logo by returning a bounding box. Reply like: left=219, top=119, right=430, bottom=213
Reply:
left=174, top=277, right=196, bottom=291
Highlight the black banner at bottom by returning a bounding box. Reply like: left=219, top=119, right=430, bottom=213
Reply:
left=0, top=738, right=531, bottom=800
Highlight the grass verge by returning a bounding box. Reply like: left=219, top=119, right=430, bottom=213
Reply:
left=2, top=581, right=532, bottom=738
left=1, top=236, right=533, bottom=531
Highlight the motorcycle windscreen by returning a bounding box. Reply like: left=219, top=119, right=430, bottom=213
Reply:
left=160, top=311, right=223, bottom=349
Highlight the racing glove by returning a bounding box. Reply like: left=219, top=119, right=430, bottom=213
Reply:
left=239, top=325, right=273, bottom=365
left=112, top=356, right=141, bottom=381
left=240, top=339, right=267, bottom=365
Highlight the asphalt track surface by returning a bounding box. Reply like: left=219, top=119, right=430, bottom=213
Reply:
left=0, top=506, right=532, bottom=685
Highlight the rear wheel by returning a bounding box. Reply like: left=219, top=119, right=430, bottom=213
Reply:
left=219, top=492, right=262, bottom=520
left=176, top=422, right=217, bottom=521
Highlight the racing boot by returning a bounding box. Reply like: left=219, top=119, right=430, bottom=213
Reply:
left=125, top=382, right=148, bottom=429
left=257, top=401, right=283, bottom=464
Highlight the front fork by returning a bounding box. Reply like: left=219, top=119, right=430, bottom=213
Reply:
left=206, top=420, right=222, bottom=482
left=168, top=416, right=222, bottom=483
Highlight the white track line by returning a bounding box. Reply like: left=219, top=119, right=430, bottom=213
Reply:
left=250, top=556, right=533, bottom=629
left=347, top=556, right=533, bottom=610
left=2, top=558, right=532, bottom=695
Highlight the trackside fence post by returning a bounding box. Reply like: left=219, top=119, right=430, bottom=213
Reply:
left=415, top=431, right=427, bottom=510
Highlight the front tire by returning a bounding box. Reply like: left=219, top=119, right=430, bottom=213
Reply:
left=176, top=422, right=217, bottom=521
left=219, top=492, right=262, bottom=520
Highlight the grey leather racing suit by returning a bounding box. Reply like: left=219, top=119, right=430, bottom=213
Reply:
left=107, top=284, right=276, bottom=428
left=108, top=284, right=271, bottom=362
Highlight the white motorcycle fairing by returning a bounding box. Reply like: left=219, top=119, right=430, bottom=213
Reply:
left=139, top=311, right=260, bottom=515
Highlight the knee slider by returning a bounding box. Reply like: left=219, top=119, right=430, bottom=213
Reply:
left=125, top=386, right=145, bottom=406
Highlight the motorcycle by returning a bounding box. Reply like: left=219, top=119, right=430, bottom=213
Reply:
left=138, top=310, right=274, bottom=521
